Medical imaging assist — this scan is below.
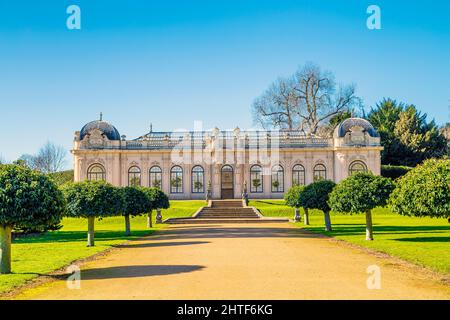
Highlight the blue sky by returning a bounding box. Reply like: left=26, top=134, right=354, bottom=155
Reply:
left=0, top=0, right=449, bottom=166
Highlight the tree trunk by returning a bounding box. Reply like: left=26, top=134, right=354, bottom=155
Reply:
left=294, top=208, right=301, bottom=222
left=324, top=210, right=332, bottom=231
left=365, top=210, right=374, bottom=241
left=156, top=209, right=163, bottom=224
left=147, top=210, right=153, bottom=228
left=303, top=208, right=310, bottom=225
left=87, top=216, right=95, bottom=247
left=125, top=214, right=131, bottom=236
left=0, top=225, right=12, bottom=274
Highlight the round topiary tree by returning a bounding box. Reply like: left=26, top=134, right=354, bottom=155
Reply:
left=284, top=185, right=308, bottom=224
left=328, top=172, right=395, bottom=240
left=63, top=180, right=122, bottom=246
left=0, top=165, right=65, bottom=274
left=150, top=187, right=170, bottom=224
left=119, top=187, right=151, bottom=236
left=389, top=158, right=449, bottom=220
left=300, top=180, right=336, bottom=231
left=142, top=187, right=170, bottom=226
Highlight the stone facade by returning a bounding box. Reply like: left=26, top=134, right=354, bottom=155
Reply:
left=72, top=118, right=382, bottom=200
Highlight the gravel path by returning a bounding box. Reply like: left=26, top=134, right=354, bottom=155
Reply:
left=19, top=223, right=450, bottom=300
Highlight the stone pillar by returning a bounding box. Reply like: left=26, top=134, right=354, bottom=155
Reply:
left=141, top=159, right=149, bottom=187
left=160, top=152, right=169, bottom=194
left=112, top=153, right=121, bottom=186
left=305, top=152, right=313, bottom=184
left=213, top=164, right=221, bottom=199
left=73, top=156, right=81, bottom=182
left=183, top=164, right=190, bottom=199
left=263, top=166, right=271, bottom=198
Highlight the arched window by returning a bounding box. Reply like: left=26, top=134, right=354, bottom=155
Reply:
left=250, top=165, right=263, bottom=193
left=128, top=166, right=141, bottom=186
left=170, top=166, right=183, bottom=193
left=292, top=164, right=305, bottom=186
left=271, top=165, right=284, bottom=192
left=149, top=166, right=162, bottom=189
left=349, top=161, right=368, bottom=175
left=87, top=164, right=106, bottom=181
left=313, top=164, right=327, bottom=182
left=191, top=166, right=205, bottom=193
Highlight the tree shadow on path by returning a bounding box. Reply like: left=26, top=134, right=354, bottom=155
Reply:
left=77, top=265, right=205, bottom=280
left=114, top=241, right=210, bottom=248
left=150, top=225, right=325, bottom=241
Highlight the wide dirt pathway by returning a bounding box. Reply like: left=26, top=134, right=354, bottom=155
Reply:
left=19, top=223, right=449, bottom=299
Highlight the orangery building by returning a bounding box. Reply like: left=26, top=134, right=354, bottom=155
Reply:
left=72, top=117, right=382, bottom=199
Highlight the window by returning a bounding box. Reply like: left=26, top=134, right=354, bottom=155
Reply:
left=349, top=161, right=367, bottom=175
left=313, top=164, right=327, bottom=181
left=128, top=166, right=141, bottom=186
left=250, top=165, right=263, bottom=193
left=292, top=164, right=306, bottom=186
left=149, top=166, right=162, bottom=189
left=170, top=166, right=183, bottom=193
left=271, top=165, right=284, bottom=192
left=191, top=166, right=205, bottom=193
left=87, top=164, right=106, bottom=181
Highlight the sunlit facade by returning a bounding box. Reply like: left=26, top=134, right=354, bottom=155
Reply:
left=73, top=118, right=382, bottom=199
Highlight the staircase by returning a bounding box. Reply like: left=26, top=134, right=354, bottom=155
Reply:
left=165, top=199, right=289, bottom=224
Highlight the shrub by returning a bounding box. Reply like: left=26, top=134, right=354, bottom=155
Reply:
left=381, top=165, right=412, bottom=180
left=299, top=180, right=336, bottom=231
left=63, top=180, right=122, bottom=246
left=389, top=158, right=450, bottom=219
left=0, top=165, right=65, bottom=273
left=284, top=185, right=306, bottom=222
left=120, top=187, right=151, bottom=236
left=329, top=172, right=395, bottom=240
left=142, top=187, right=170, bottom=225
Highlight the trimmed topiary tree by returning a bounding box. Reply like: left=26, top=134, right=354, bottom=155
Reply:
left=63, top=180, right=122, bottom=246
left=284, top=185, right=308, bottom=224
left=389, top=158, right=449, bottom=220
left=0, top=165, right=65, bottom=274
left=119, top=187, right=151, bottom=236
left=300, top=180, right=336, bottom=231
left=329, top=172, right=395, bottom=240
left=142, top=187, right=170, bottom=226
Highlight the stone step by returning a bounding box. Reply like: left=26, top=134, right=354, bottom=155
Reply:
left=201, top=209, right=255, bottom=213
left=198, top=215, right=259, bottom=218
left=165, top=217, right=289, bottom=224
left=211, top=200, right=243, bottom=208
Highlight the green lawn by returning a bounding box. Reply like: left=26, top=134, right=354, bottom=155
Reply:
left=252, top=199, right=450, bottom=275
left=0, top=200, right=204, bottom=295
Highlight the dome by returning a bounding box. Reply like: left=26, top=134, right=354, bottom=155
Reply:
left=335, top=118, right=379, bottom=138
left=80, top=120, right=121, bottom=141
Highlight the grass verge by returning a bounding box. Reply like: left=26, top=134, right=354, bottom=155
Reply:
left=252, top=199, right=450, bottom=276
left=0, top=200, right=204, bottom=294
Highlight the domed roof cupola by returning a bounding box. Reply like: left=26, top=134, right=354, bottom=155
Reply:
left=80, top=113, right=121, bottom=141
left=335, top=118, right=379, bottom=138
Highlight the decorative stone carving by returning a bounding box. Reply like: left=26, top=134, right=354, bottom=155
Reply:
left=87, top=129, right=106, bottom=147
left=349, top=126, right=365, bottom=144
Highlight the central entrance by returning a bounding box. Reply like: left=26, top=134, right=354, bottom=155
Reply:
left=221, top=165, right=234, bottom=199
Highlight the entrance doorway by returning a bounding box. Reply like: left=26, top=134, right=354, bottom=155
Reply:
left=221, top=165, right=234, bottom=199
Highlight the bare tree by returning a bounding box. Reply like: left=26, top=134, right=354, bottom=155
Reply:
left=252, top=62, right=360, bottom=135
left=35, top=142, right=67, bottom=173
left=18, top=142, right=67, bottom=173
left=251, top=77, right=299, bottom=130
left=293, top=63, right=360, bottom=135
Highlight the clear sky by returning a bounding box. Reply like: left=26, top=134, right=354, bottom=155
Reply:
left=0, top=0, right=449, bottom=166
